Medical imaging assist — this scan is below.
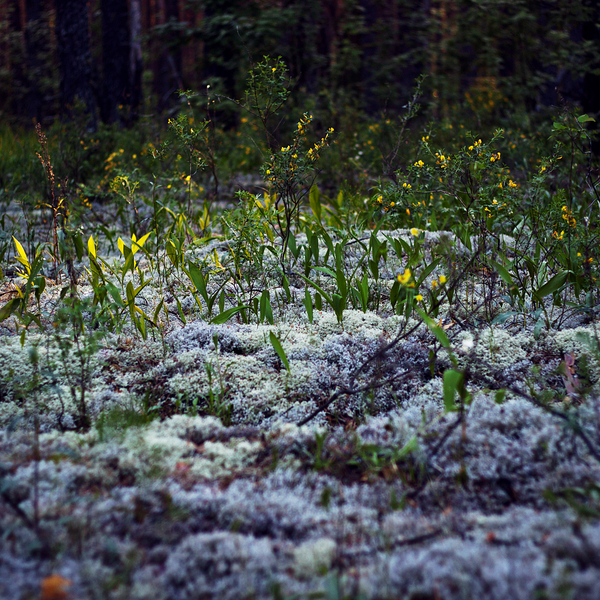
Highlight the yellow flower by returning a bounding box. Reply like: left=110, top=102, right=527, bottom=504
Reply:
left=397, top=268, right=412, bottom=285
left=468, top=145, right=474, bottom=151
left=414, top=160, right=425, bottom=168
left=390, top=202, right=395, bottom=207
left=377, top=195, right=383, bottom=203
left=431, top=280, right=438, bottom=288
left=272, top=67, right=276, bottom=72
left=415, top=294, right=423, bottom=302
left=410, top=227, right=419, bottom=237
left=439, top=275, right=447, bottom=284
left=508, top=179, right=517, bottom=188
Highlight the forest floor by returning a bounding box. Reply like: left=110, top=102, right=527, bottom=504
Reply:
left=1, top=213, right=600, bottom=600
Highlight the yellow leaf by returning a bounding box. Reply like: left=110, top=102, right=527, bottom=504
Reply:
left=12, top=237, right=28, bottom=265
left=87, top=235, right=96, bottom=259
left=132, top=231, right=152, bottom=255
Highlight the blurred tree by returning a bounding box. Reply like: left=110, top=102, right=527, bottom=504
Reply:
left=24, top=0, right=43, bottom=122
left=55, top=0, right=96, bottom=126
left=150, top=0, right=184, bottom=113
left=99, top=0, right=142, bottom=124
left=100, top=0, right=131, bottom=124
left=129, top=0, right=143, bottom=119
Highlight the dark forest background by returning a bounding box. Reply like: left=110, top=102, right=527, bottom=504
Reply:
left=2, top=0, right=599, bottom=129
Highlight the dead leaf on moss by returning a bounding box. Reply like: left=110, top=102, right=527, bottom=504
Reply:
left=40, top=574, right=72, bottom=600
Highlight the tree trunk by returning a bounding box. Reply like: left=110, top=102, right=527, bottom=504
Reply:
left=100, top=0, right=130, bottom=124
left=153, top=0, right=182, bottom=112
left=55, top=0, right=96, bottom=127
left=129, top=0, right=143, bottom=121
left=24, top=0, right=42, bottom=122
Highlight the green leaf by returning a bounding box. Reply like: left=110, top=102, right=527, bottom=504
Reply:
left=359, top=272, right=369, bottom=311
left=0, top=298, right=21, bottom=321
left=489, top=259, right=514, bottom=286
left=578, top=114, right=595, bottom=123
left=368, top=258, right=379, bottom=281
left=304, top=288, right=314, bottom=323
left=416, top=257, right=442, bottom=286
left=313, top=266, right=337, bottom=278
left=260, top=289, right=274, bottom=325
left=443, top=369, right=462, bottom=411
left=415, top=307, right=450, bottom=348
left=176, top=298, right=187, bottom=324
left=73, top=233, right=84, bottom=261
left=534, top=270, right=569, bottom=299
left=126, top=281, right=135, bottom=316
left=309, top=230, right=319, bottom=264
left=166, top=240, right=179, bottom=269
left=389, top=280, right=400, bottom=308
left=136, top=311, right=147, bottom=340
left=492, top=311, right=517, bottom=325
left=309, top=185, right=322, bottom=223
left=153, top=300, right=165, bottom=324
left=133, top=280, right=151, bottom=296
left=210, top=305, right=249, bottom=325
left=287, top=234, right=300, bottom=260
left=105, top=281, right=124, bottom=307
left=299, top=273, right=334, bottom=308
left=187, top=261, right=208, bottom=300
left=533, top=314, right=545, bottom=339
left=428, top=349, right=436, bottom=378
left=269, top=331, right=290, bottom=372
left=33, top=276, right=45, bottom=303
left=331, top=293, right=345, bottom=323
left=282, top=273, right=291, bottom=302
left=314, top=292, right=322, bottom=311
left=122, top=251, right=135, bottom=275
left=495, top=389, right=507, bottom=404
left=334, top=244, right=347, bottom=298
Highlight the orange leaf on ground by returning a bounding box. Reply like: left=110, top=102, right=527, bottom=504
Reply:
left=40, top=574, right=72, bottom=600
